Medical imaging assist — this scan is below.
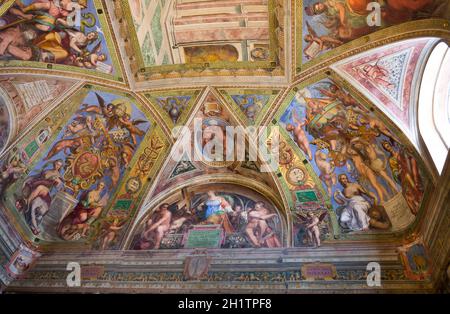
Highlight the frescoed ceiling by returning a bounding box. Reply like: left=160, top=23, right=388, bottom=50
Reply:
left=0, top=0, right=448, bottom=293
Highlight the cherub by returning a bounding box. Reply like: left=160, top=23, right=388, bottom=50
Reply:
left=286, top=110, right=313, bottom=160
left=303, top=21, right=343, bottom=59
left=117, top=113, right=147, bottom=146
left=77, top=93, right=115, bottom=120
left=64, top=115, right=95, bottom=137
left=100, top=217, right=126, bottom=250
left=296, top=211, right=327, bottom=248
left=87, top=44, right=107, bottom=68
left=79, top=94, right=147, bottom=145
left=74, top=42, right=107, bottom=69
left=315, top=150, right=337, bottom=196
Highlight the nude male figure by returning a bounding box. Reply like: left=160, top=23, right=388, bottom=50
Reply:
left=315, top=150, right=337, bottom=196
left=305, top=212, right=321, bottom=248
left=286, top=114, right=313, bottom=160
left=245, top=202, right=277, bottom=247
left=0, top=26, right=33, bottom=61
left=357, top=64, right=394, bottom=89
left=347, top=145, right=389, bottom=203
left=359, top=115, right=398, bottom=143
left=100, top=218, right=125, bottom=250
left=356, top=141, right=398, bottom=194
left=143, top=203, right=172, bottom=249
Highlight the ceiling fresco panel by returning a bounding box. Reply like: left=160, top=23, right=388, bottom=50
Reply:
left=0, top=85, right=169, bottom=250
left=130, top=0, right=272, bottom=67
left=0, top=0, right=124, bottom=81
left=274, top=74, right=431, bottom=239
left=130, top=184, right=285, bottom=250
left=295, top=0, right=450, bottom=74
left=218, top=87, right=283, bottom=125
left=143, top=88, right=202, bottom=128
left=116, top=0, right=286, bottom=80
left=146, top=88, right=274, bottom=193
left=136, top=88, right=286, bottom=227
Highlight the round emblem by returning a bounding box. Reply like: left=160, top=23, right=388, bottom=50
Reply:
left=287, top=166, right=306, bottom=186
left=278, top=142, right=293, bottom=165
left=73, top=151, right=100, bottom=179
left=126, top=177, right=142, bottom=194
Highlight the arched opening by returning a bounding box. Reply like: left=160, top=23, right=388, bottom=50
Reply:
left=418, top=42, right=450, bottom=175
left=0, top=88, right=16, bottom=155
left=127, top=183, right=287, bottom=250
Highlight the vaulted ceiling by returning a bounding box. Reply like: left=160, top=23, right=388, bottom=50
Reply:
left=0, top=0, right=449, bottom=292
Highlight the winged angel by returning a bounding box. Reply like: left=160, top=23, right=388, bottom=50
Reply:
left=296, top=211, right=327, bottom=247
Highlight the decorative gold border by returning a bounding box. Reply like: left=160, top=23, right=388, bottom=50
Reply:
left=276, top=126, right=340, bottom=239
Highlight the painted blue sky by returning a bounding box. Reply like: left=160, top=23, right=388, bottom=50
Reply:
left=26, top=90, right=149, bottom=196
left=280, top=79, right=400, bottom=211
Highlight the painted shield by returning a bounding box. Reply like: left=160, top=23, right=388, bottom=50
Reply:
left=73, top=151, right=101, bottom=179
left=183, top=255, right=211, bottom=280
